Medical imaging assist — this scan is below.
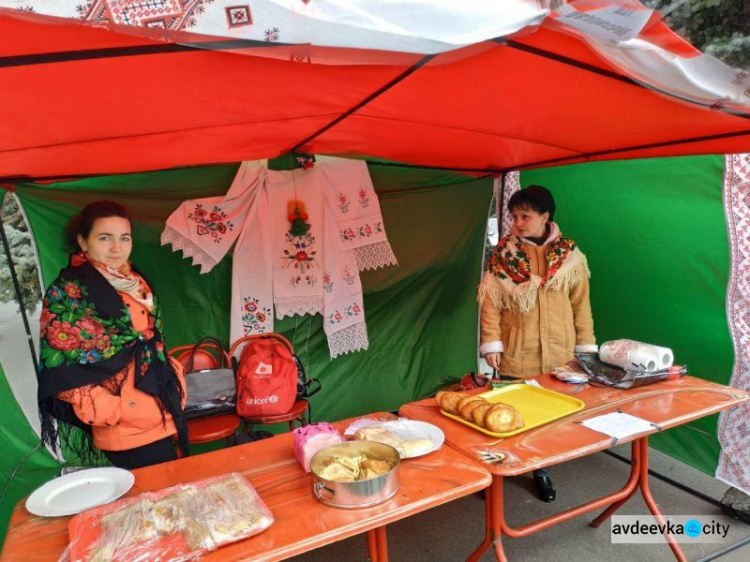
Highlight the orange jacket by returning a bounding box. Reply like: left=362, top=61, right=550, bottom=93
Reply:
left=57, top=293, right=186, bottom=451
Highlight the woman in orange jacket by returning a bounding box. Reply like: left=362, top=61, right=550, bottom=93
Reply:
left=38, top=201, right=188, bottom=470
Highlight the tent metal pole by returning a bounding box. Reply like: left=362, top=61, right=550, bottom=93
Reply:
left=499, top=173, right=508, bottom=236
left=0, top=198, right=40, bottom=375
left=0, top=39, right=296, bottom=69
left=514, top=128, right=750, bottom=172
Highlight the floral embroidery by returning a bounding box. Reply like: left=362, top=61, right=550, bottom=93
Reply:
left=188, top=204, right=234, bottom=243
left=342, top=267, right=356, bottom=285
left=328, top=303, right=362, bottom=325
left=241, top=296, right=272, bottom=334
left=322, top=273, right=334, bottom=293
left=358, top=189, right=371, bottom=208
left=282, top=231, right=318, bottom=274
left=487, top=235, right=577, bottom=286
left=40, top=279, right=139, bottom=369
left=340, top=222, right=383, bottom=242
left=290, top=274, right=317, bottom=287
left=337, top=193, right=350, bottom=213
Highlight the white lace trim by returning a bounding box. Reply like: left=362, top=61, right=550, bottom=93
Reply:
left=328, top=322, right=369, bottom=358
left=161, top=227, right=218, bottom=275
left=353, top=241, right=398, bottom=271
left=275, top=296, right=324, bottom=319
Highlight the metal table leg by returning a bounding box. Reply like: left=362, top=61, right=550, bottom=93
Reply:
left=637, top=438, right=687, bottom=562
left=375, top=526, right=389, bottom=562
left=366, top=528, right=379, bottom=561
left=467, top=438, right=692, bottom=561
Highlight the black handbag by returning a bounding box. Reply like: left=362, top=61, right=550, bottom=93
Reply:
left=293, top=355, right=321, bottom=402
left=183, top=337, right=237, bottom=420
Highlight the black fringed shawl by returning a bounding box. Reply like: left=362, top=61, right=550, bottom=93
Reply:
left=38, top=255, right=189, bottom=463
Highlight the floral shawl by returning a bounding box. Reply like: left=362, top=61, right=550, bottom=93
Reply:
left=478, top=226, right=590, bottom=315
left=38, top=254, right=188, bottom=462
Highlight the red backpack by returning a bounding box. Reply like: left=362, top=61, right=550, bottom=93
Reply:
left=230, top=334, right=298, bottom=417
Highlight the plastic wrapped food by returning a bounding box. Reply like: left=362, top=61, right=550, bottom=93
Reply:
left=293, top=423, right=345, bottom=472
left=68, top=473, right=273, bottom=562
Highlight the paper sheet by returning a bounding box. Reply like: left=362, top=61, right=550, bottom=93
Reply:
left=580, top=412, right=657, bottom=440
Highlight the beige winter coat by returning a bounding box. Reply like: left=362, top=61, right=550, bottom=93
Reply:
left=479, top=237, right=596, bottom=378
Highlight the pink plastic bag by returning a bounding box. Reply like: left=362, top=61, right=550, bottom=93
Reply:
left=293, top=423, right=345, bottom=472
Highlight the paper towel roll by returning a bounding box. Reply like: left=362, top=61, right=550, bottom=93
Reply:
left=599, top=340, right=674, bottom=372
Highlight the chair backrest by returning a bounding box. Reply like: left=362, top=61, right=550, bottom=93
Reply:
left=168, top=342, right=231, bottom=373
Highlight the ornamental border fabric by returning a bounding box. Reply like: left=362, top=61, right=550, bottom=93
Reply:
left=717, top=153, right=750, bottom=494
left=497, top=171, right=520, bottom=238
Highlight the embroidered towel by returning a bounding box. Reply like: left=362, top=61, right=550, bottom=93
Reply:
left=165, top=157, right=395, bottom=358
left=230, top=186, right=274, bottom=348
left=266, top=167, right=325, bottom=320
left=318, top=156, right=398, bottom=271
left=161, top=161, right=266, bottom=273
left=322, top=189, right=369, bottom=357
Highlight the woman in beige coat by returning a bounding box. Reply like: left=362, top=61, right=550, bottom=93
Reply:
left=479, top=185, right=598, bottom=501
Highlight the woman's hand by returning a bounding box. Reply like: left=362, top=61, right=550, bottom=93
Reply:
left=485, top=352, right=502, bottom=370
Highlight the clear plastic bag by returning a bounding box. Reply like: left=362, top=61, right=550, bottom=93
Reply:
left=68, top=473, right=273, bottom=562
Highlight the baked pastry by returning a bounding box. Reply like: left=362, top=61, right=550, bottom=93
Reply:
left=439, top=391, right=466, bottom=414
left=354, top=427, right=406, bottom=456
left=460, top=398, right=488, bottom=421
left=471, top=403, right=493, bottom=426
left=435, top=390, right=447, bottom=408
left=456, top=395, right=483, bottom=413
left=319, top=457, right=360, bottom=481
left=360, top=458, right=393, bottom=476
left=401, top=438, right=433, bottom=457
left=484, top=403, right=525, bottom=433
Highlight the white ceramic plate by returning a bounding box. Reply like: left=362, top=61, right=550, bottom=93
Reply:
left=25, top=467, right=134, bottom=517
left=379, top=419, right=445, bottom=458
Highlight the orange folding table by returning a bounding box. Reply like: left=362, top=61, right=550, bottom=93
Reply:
left=399, top=375, right=750, bottom=562
left=1, top=414, right=490, bottom=562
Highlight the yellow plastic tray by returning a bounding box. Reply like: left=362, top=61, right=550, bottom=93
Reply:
left=440, top=384, right=585, bottom=438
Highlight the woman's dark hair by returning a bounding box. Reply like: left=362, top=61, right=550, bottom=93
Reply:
left=507, top=185, right=555, bottom=221
left=65, top=200, right=132, bottom=252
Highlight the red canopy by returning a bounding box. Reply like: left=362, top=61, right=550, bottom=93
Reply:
left=1, top=9, right=748, bottom=181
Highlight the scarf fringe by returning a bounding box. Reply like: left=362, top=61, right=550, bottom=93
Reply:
left=161, top=226, right=217, bottom=274
left=40, top=397, right=108, bottom=466
left=478, top=276, right=540, bottom=314
left=478, top=249, right=590, bottom=314
left=545, top=250, right=590, bottom=293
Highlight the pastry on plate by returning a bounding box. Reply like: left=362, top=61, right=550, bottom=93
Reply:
left=400, top=438, right=433, bottom=457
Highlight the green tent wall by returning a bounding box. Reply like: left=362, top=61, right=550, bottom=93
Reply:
left=0, top=162, right=492, bottom=540
left=522, top=154, right=731, bottom=474
left=0, top=154, right=735, bottom=542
